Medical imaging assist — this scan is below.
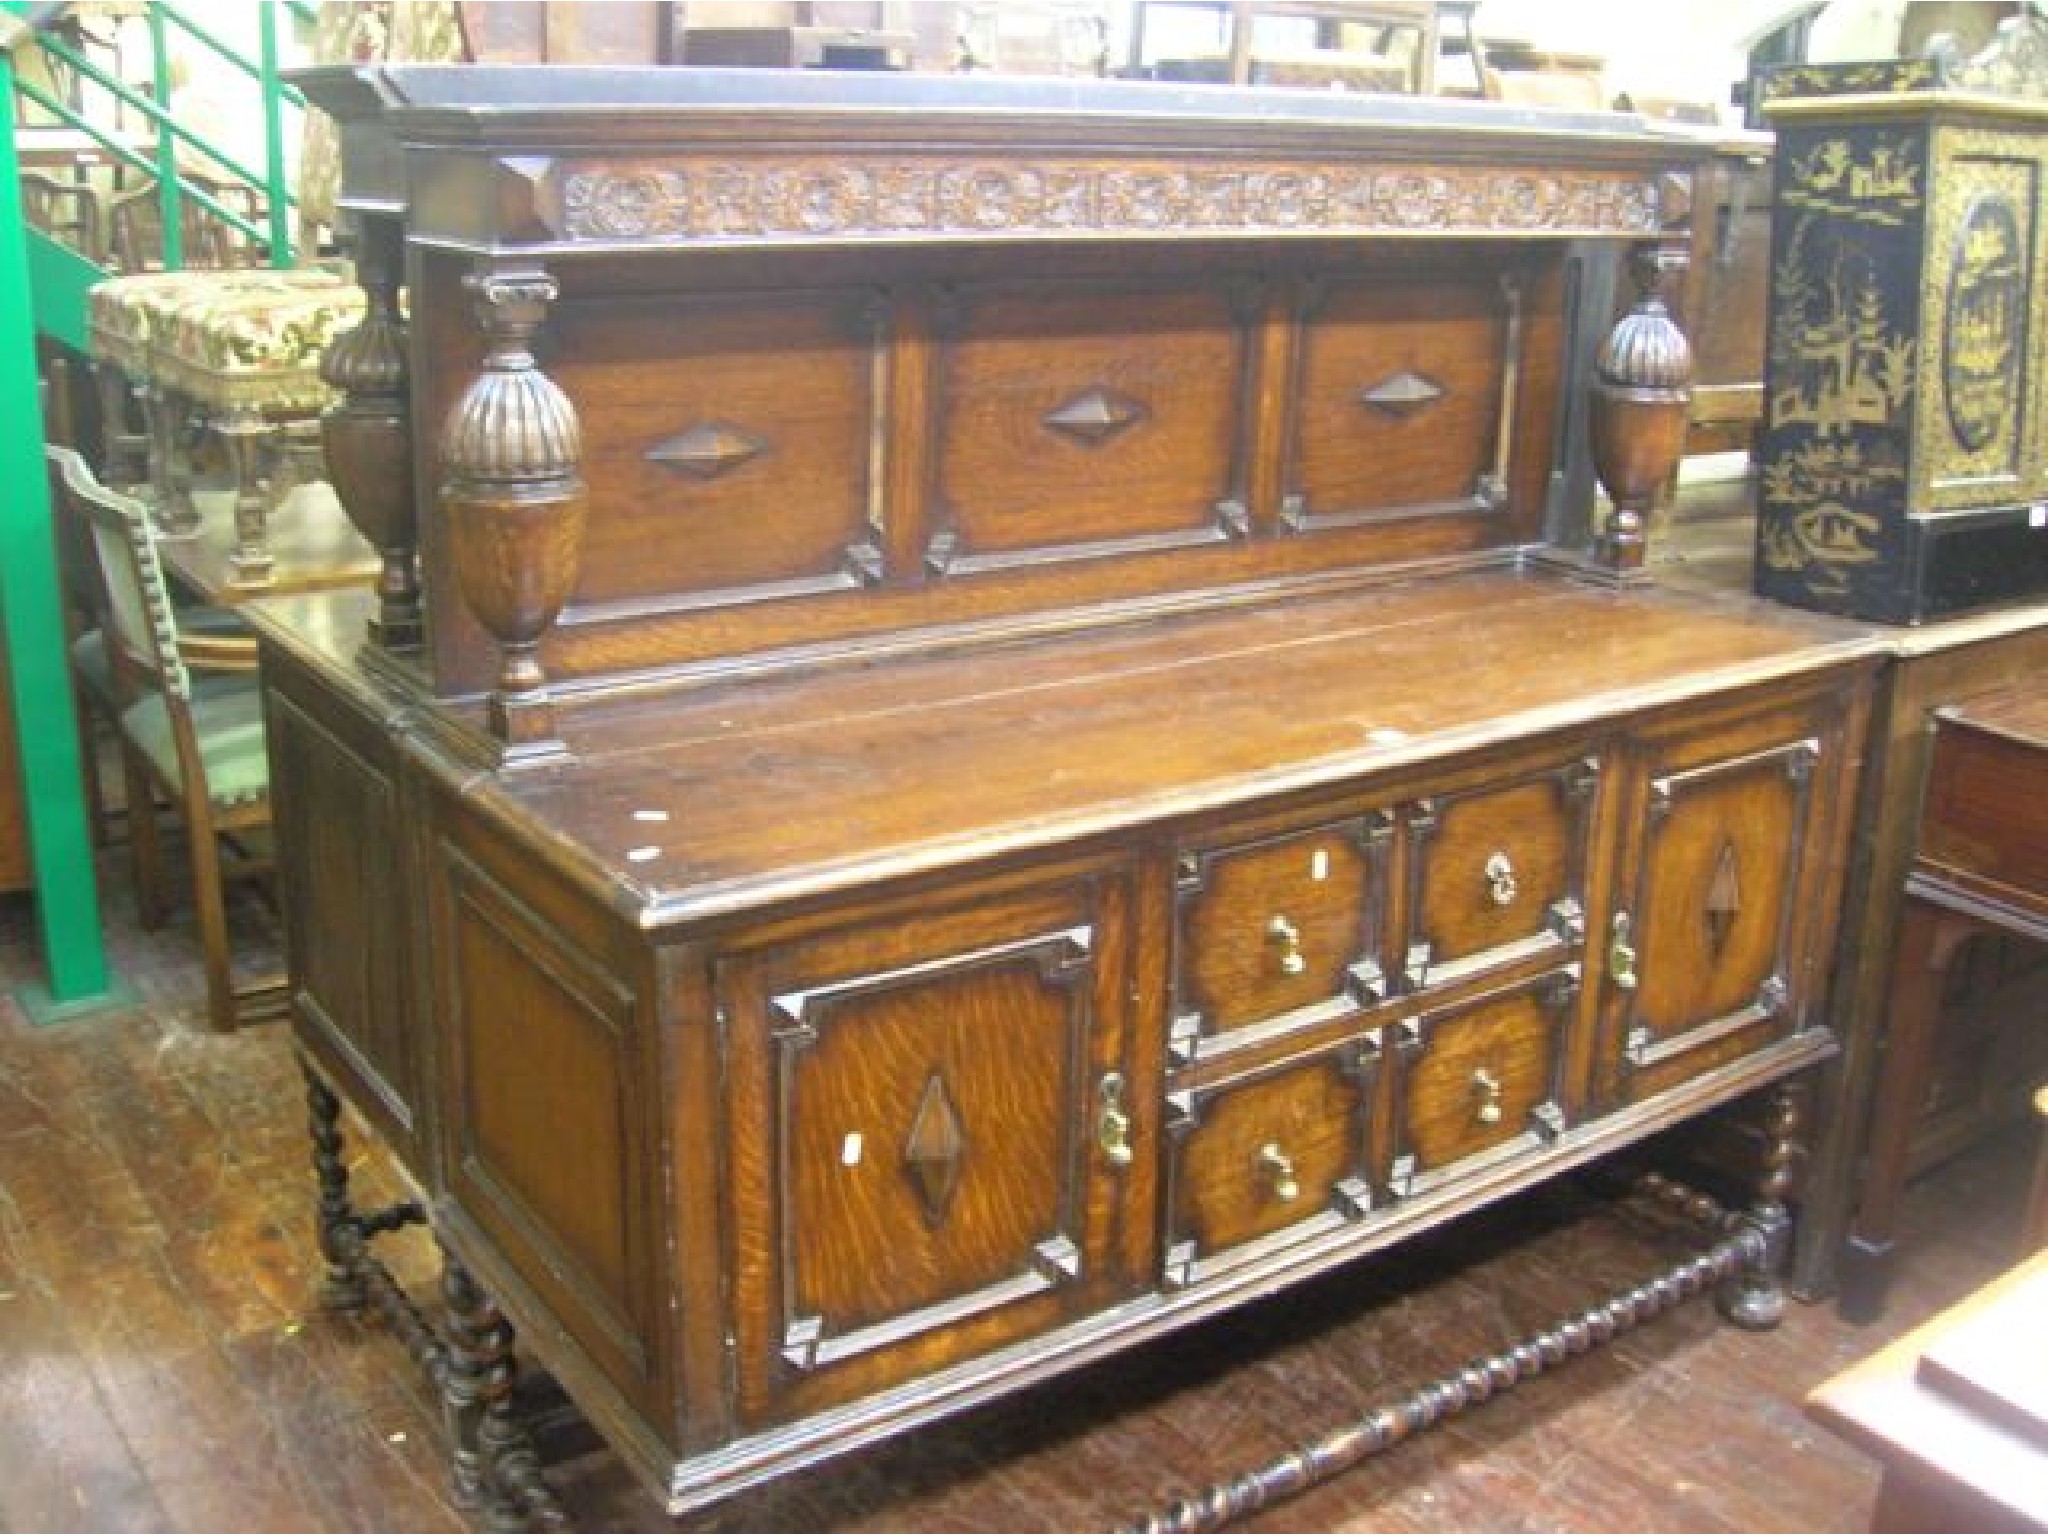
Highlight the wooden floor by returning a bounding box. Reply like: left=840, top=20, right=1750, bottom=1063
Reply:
left=0, top=863, right=2037, bottom=1534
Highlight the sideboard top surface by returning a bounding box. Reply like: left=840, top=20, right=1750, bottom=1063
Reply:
left=256, top=570, right=1879, bottom=928
left=296, top=62, right=1689, bottom=151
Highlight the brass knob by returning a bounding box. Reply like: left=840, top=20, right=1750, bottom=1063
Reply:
left=1097, top=1073, right=1134, bottom=1168
left=1484, top=851, right=1518, bottom=908
left=1267, top=915, right=1307, bottom=976
left=1610, top=912, right=1639, bottom=992
left=1257, top=1142, right=1300, bottom=1203
left=1471, top=1068, right=1504, bottom=1126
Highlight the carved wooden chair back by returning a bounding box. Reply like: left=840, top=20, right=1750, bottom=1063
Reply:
left=45, top=445, right=283, bottom=1032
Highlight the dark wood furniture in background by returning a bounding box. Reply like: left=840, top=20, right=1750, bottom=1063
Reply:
left=265, top=65, right=1885, bottom=1522
left=1755, top=23, right=2048, bottom=624
left=1679, top=135, right=1773, bottom=460
left=1808, top=1244, right=2048, bottom=1532
left=1788, top=605, right=2048, bottom=1301
left=1839, top=686, right=2048, bottom=1321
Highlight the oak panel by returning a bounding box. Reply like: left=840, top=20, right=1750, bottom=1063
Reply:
left=1174, top=811, right=1390, bottom=1047
left=552, top=286, right=881, bottom=612
left=1390, top=972, right=1573, bottom=1200
left=930, top=279, right=1246, bottom=574
left=440, top=842, right=662, bottom=1407
left=721, top=873, right=1136, bottom=1424
left=266, top=676, right=415, bottom=1155
left=1289, top=268, right=1513, bottom=530
left=1403, top=759, right=1594, bottom=993
left=1164, top=1038, right=1379, bottom=1286
left=1618, top=729, right=1817, bottom=1102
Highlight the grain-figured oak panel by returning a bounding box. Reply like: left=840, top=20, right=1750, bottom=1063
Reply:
left=721, top=872, right=1137, bottom=1424
left=1163, top=1036, right=1379, bottom=1288
left=435, top=832, right=665, bottom=1416
left=1614, top=714, right=1822, bottom=1103
left=1287, top=267, right=1516, bottom=532
left=1173, top=810, right=1391, bottom=1054
left=550, top=286, right=882, bottom=614
left=1388, top=970, right=1575, bottom=1202
left=265, top=663, right=417, bottom=1163
left=1401, top=757, right=1596, bottom=994
left=929, top=279, right=1247, bottom=575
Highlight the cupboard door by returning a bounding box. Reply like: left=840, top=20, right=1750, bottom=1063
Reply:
left=721, top=873, right=1138, bottom=1423
left=1609, top=720, right=1826, bottom=1103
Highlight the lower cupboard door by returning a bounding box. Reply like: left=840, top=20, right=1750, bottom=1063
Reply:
left=717, top=872, right=1142, bottom=1424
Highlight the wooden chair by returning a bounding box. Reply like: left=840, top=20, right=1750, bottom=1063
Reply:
left=105, top=169, right=270, bottom=273
left=45, top=445, right=284, bottom=1033
left=20, top=168, right=107, bottom=265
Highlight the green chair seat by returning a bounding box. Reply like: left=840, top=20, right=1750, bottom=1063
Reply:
left=69, top=629, right=119, bottom=712
left=72, top=611, right=256, bottom=712
left=120, top=683, right=269, bottom=811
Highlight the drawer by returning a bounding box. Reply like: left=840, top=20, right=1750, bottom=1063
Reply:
left=1388, top=969, right=1575, bottom=1201
left=1399, top=757, right=1596, bottom=993
left=1163, top=1035, right=1380, bottom=1288
left=1173, top=811, right=1392, bottom=1054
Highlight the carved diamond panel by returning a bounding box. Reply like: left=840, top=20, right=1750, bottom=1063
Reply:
left=1358, top=370, right=1446, bottom=419
left=1042, top=386, right=1148, bottom=445
left=1704, top=839, right=1742, bottom=961
left=646, top=419, right=766, bottom=479
left=904, top=1071, right=966, bottom=1223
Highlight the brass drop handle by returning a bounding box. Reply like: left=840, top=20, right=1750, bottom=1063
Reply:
left=1097, top=1072, right=1134, bottom=1168
left=1267, top=915, right=1307, bottom=976
left=1257, top=1141, right=1300, bottom=1203
left=1610, top=912, right=1639, bottom=992
left=1471, top=1068, right=1504, bottom=1126
left=1483, top=851, right=1518, bottom=908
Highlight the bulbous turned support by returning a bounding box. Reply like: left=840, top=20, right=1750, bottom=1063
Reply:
left=322, top=214, right=421, bottom=652
left=1590, top=243, right=1693, bottom=576
left=439, top=265, right=587, bottom=766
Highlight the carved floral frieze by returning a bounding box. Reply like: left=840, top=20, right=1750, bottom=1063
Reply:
left=550, top=157, right=1669, bottom=246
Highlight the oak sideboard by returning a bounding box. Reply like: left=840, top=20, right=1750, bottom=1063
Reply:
left=263, top=66, right=1883, bottom=1523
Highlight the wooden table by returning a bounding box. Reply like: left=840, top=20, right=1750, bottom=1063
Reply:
left=1809, top=1246, right=2048, bottom=1532
left=1841, top=687, right=2048, bottom=1323
left=156, top=480, right=378, bottom=605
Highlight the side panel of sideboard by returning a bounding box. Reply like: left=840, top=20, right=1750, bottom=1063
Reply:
left=263, top=641, right=430, bottom=1174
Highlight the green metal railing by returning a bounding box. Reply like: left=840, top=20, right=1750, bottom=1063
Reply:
left=28, top=3, right=304, bottom=270
left=4, top=1, right=315, bottom=1014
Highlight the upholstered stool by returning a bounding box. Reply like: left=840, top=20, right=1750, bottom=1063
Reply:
left=88, top=267, right=361, bottom=585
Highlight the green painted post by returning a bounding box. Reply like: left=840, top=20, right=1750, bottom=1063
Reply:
left=0, top=13, right=115, bottom=1014
left=259, top=1, right=291, bottom=266
left=147, top=3, right=182, bottom=269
